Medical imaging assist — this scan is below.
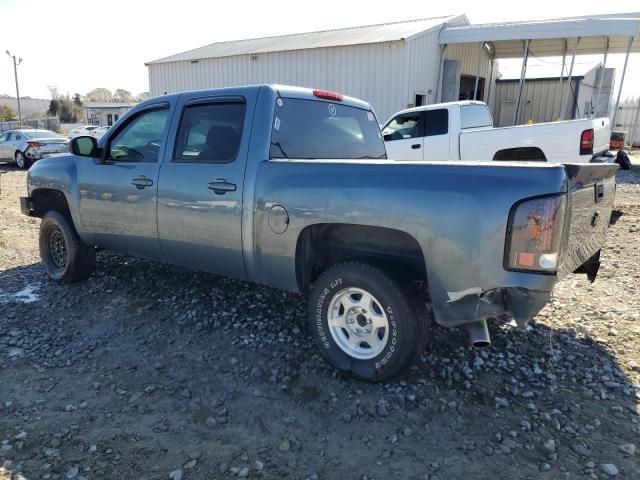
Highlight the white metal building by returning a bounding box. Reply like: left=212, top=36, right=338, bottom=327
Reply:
left=147, top=13, right=639, bottom=126
left=146, top=16, right=497, bottom=122
left=84, top=102, right=134, bottom=126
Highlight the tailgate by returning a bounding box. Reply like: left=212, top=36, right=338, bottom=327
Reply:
left=592, top=118, right=611, bottom=154
left=557, top=163, right=617, bottom=278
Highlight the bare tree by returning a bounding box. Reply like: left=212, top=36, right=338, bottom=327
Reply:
left=86, top=88, right=113, bottom=103
left=136, top=92, right=151, bottom=102
left=113, top=89, right=133, bottom=102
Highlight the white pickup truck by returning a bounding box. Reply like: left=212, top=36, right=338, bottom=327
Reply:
left=382, top=101, right=611, bottom=163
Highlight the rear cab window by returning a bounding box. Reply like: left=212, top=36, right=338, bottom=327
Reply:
left=460, top=104, right=493, bottom=129
left=270, top=98, right=386, bottom=160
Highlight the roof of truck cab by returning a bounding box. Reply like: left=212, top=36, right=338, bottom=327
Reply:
left=393, top=101, right=488, bottom=116
left=141, top=84, right=373, bottom=111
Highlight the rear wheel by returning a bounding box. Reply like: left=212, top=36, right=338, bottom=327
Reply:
left=308, top=261, right=427, bottom=382
left=15, top=151, right=29, bottom=169
left=39, top=211, right=95, bottom=283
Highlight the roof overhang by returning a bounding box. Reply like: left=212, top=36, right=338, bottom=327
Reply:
left=440, top=15, right=640, bottom=58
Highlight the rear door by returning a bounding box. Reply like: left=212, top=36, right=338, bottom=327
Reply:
left=382, top=112, right=424, bottom=160
left=157, top=90, right=257, bottom=280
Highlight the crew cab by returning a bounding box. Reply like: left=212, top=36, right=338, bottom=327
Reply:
left=383, top=101, right=611, bottom=163
left=21, top=85, right=617, bottom=381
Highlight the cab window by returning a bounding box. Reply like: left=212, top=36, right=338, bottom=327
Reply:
left=107, top=107, right=169, bottom=162
left=174, top=101, right=246, bottom=163
left=382, top=113, right=423, bottom=141
left=460, top=104, right=493, bottom=129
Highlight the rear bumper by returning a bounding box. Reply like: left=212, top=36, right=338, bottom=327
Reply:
left=433, top=286, right=552, bottom=329
left=20, top=196, right=35, bottom=216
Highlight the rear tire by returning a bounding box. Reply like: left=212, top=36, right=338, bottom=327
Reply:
left=308, top=261, right=427, bottom=382
left=15, top=151, right=29, bottom=169
left=39, top=211, right=95, bottom=283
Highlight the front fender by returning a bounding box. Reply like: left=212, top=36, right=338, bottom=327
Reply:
left=27, top=155, right=85, bottom=240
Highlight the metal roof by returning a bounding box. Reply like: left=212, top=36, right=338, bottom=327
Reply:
left=440, top=13, right=640, bottom=58
left=146, top=15, right=461, bottom=65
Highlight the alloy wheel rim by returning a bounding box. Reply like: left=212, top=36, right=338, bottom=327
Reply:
left=48, top=227, right=67, bottom=269
left=16, top=152, right=25, bottom=168
left=327, top=287, right=389, bottom=360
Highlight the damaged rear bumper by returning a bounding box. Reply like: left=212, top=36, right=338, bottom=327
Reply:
left=433, top=286, right=551, bottom=329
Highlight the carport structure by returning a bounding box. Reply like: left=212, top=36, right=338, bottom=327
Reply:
left=439, top=13, right=640, bottom=125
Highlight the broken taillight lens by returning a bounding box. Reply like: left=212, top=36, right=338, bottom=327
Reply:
left=505, top=194, right=567, bottom=273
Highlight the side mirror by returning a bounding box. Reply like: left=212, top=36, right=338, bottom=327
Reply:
left=71, top=136, right=99, bottom=157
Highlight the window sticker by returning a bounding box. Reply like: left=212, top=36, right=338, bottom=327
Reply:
left=328, top=104, right=337, bottom=117
left=276, top=98, right=284, bottom=107
left=274, top=116, right=281, bottom=131
left=367, top=112, right=374, bottom=122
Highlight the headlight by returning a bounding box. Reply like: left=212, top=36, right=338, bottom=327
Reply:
left=505, top=194, right=567, bottom=273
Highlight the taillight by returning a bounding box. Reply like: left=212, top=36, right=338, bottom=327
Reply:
left=27, top=141, right=43, bottom=148
left=580, top=128, right=594, bottom=155
left=313, top=89, right=344, bottom=101
left=505, top=194, right=567, bottom=273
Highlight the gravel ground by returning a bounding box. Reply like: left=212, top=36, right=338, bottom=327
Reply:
left=0, top=164, right=639, bottom=480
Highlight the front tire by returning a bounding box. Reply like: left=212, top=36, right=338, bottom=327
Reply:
left=15, top=151, right=29, bottom=169
left=39, top=211, right=95, bottom=283
left=308, top=261, right=427, bottom=382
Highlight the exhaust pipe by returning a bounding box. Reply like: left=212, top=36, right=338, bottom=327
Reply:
left=468, top=319, right=491, bottom=348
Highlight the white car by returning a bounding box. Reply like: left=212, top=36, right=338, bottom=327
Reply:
left=92, top=126, right=110, bottom=139
left=382, top=101, right=611, bottom=163
left=67, top=125, right=105, bottom=139
left=0, top=129, right=69, bottom=169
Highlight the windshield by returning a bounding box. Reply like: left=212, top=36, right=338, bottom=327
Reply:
left=270, top=98, right=386, bottom=160
left=26, top=131, right=64, bottom=139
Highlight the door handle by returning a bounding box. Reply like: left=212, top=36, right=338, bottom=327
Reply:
left=131, top=175, right=154, bottom=189
left=208, top=179, right=236, bottom=195
left=411, top=144, right=421, bottom=149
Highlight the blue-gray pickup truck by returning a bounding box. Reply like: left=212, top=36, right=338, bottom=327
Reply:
left=21, top=85, right=617, bottom=381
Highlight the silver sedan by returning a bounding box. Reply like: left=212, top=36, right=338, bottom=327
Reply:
left=0, top=129, right=69, bottom=169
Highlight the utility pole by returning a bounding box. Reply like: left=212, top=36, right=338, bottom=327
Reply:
left=6, top=51, right=23, bottom=125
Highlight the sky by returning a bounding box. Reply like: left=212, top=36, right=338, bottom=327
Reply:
left=0, top=0, right=639, bottom=101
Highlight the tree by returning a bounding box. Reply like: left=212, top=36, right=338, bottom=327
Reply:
left=86, top=88, right=113, bottom=103
left=0, top=105, right=17, bottom=121
left=73, top=93, right=83, bottom=107
left=48, top=99, right=60, bottom=116
left=136, top=92, right=150, bottom=102
left=113, top=89, right=133, bottom=102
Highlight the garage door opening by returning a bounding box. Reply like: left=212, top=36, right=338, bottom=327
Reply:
left=459, top=75, right=485, bottom=101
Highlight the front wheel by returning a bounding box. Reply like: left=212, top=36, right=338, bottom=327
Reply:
left=308, top=261, right=427, bottom=382
left=39, top=211, right=96, bottom=283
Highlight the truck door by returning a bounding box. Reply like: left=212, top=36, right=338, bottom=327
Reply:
left=76, top=103, right=171, bottom=260
left=421, top=108, right=449, bottom=160
left=157, top=92, right=255, bottom=280
left=382, top=112, right=424, bottom=161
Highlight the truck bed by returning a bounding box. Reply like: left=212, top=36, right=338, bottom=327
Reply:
left=459, top=117, right=610, bottom=163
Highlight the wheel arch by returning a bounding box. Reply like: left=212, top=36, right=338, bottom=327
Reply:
left=493, top=147, right=547, bottom=161
left=295, top=223, right=428, bottom=292
left=31, top=188, right=72, bottom=221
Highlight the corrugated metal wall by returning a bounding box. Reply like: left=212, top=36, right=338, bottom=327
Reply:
left=403, top=30, right=442, bottom=113
left=149, top=41, right=411, bottom=123
left=148, top=34, right=489, bottom=122
left=444, top=43, right=495, bottom=104
left=492, top=78, right=581, bottom=126
left=615, top=99, right=640, bottom=146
